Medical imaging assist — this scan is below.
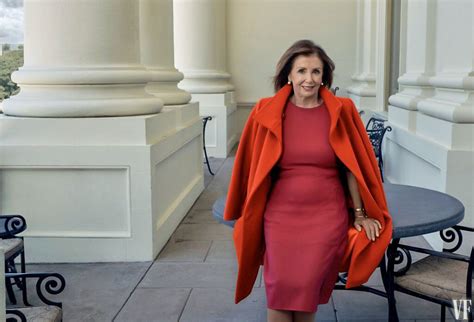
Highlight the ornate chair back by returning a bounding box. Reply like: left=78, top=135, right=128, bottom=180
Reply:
left=365, top=117, right=392, bottom=181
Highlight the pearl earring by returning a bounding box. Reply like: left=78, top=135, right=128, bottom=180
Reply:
left=321, top=82, right=324, bottom=85
left=288, top=80, right=291, bottom=84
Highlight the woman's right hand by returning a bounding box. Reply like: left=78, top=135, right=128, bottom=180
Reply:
left=353, top=216, right=382, bottom=242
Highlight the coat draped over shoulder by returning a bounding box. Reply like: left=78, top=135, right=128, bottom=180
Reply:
left=224, top=84, right=393, bottom=304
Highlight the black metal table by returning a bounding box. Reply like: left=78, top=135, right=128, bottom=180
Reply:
left=211, top=183, right=465, bottom=321
left=381, top=183, right=464, bottom=321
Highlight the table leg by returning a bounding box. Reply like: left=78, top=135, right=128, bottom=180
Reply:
left=386, top=238, right=400, bottom=322
left=379, top=253, right=389, bottom=295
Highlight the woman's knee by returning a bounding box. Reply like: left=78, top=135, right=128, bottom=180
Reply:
left=293, top=310, right=316, bottom=322
left=267, top=308, right=292, bottom=322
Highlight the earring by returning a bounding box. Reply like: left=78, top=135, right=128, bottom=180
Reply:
left=288, top=80, right=291, bottom=85
left=321, top=82, right=324, bottom=85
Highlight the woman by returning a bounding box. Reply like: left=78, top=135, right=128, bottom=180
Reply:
left=224, top=40, right=393, bottom=322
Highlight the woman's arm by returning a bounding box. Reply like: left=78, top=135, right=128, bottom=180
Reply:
left=346, top=170, right=363, bottom=209
left=345, top=170, right=382, bottom=241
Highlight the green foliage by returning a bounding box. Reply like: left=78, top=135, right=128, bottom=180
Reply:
left=0, top=49, right=23, bottom=100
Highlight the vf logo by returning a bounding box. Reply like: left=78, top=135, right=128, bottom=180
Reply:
left=452, top=299, right=472, bottom=320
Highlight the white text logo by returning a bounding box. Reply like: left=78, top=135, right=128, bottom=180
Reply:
left=452, top=299, right=472, bottom=320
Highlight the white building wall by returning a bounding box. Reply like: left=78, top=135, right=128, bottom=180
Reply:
left=227, top=0, right=358, bottom=130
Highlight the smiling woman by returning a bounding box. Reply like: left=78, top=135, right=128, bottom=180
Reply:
left=224, top=39, right=391, bottom=322
left=287, top=55, right=324, bottom=108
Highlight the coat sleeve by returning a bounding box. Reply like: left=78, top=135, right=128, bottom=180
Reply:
left=347, top=99, right=387, bottom=204
left=223, top=103, right=259, bottom=221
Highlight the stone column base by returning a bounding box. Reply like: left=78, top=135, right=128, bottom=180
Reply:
left=0, top=103, right=204, bottom=262
left=348, top=93, right=377, bottom=110
left=192, top=91, right=237, bottom=158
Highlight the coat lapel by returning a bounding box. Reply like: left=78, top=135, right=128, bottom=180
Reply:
left=320, top=86, right=343, bottom=138
left=252, top=84, right=291, bottom=137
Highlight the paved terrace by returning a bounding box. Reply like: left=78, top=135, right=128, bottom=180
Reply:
left=10, top=148, right=457, bottom=321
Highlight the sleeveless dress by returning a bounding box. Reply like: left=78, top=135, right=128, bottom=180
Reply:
left=263, top=100, right=349, bottom=313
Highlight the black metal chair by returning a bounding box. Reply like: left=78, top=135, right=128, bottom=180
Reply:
left=365, top=117, right=392, bottom=182
left=0, top=214, right=27, bottom=305
left=202, top=116, right=215, bottom=175
left=5, top=272, right=66, bottom=322
left=389, top=225, right=474, bottom=321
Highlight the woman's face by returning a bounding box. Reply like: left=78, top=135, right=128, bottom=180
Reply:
left=288, top=54, right=324, bottom=101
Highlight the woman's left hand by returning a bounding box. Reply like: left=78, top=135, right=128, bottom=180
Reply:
left=353, top=216, right=382, bottom=242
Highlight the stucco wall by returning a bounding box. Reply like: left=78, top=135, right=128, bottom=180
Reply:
left=227, top=0, right=357, bottom=104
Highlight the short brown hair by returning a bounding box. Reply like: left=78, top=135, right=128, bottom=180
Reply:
left=273, top=40, right=335, bottom=92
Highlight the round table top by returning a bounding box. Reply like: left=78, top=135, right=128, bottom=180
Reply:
left=212, top=183, right=465, bottom=239
left=383, top=183, right=464, bottom=238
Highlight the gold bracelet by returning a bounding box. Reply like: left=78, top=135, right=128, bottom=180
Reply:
left=354, top=207, right=368, bottom=218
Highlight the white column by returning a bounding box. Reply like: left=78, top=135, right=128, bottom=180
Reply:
left=385, top=0, right=473, bottom=253
left=140, top=0, right=191, bottom=105
left=388, top=0, right=437, bottom=131
left=348, top=0, right=377, bottom=111
left=3, top=0, right=162, bottom=117
left=174, top=0, right=237, bottom=158
left=0, top=0, right=204, bottom=263
left=174, top=0, right=233, bottom=93
left=374, top=0, right=392, bottom=113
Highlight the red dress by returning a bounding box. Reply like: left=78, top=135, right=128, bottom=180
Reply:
left=263, top=100, right=349, bottom=313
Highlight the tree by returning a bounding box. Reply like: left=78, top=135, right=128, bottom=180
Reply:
left=0, top=49, right=24, bottom=101
left=2, top=44, right=11, bottom=51
left=0, top=85, right=7, bottom=100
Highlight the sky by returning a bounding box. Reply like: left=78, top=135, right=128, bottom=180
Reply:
left=0, top=0, right=24, bottom=44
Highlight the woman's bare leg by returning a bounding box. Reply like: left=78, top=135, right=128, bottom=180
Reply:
left=267, top=308, right=293, bottom=322
left=293, top=311, right=316, bottom=322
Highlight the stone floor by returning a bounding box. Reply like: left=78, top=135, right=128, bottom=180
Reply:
left=8, top=148, right=458, bottom=321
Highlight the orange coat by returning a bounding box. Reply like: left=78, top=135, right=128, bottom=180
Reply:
left=224, top=84, right=393, bottom=304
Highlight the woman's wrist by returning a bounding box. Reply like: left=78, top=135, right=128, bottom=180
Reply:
left=354, top=207, right=368, bottom=218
